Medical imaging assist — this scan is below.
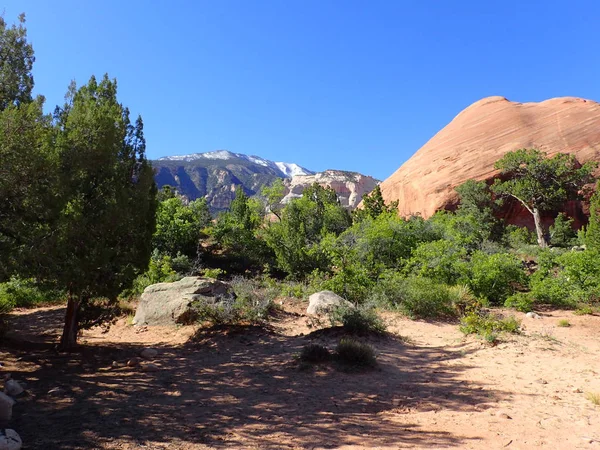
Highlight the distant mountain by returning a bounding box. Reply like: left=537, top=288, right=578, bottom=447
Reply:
left=152, top=150, right=378, bottom=213
left=152, top=150, right=314, bottom=212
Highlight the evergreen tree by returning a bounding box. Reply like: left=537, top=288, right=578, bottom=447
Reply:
left=355, top=185, right=399, bottom=221
left=52, top=75, right=157, bottom=349
left=492, top=149, right=596, bottom=247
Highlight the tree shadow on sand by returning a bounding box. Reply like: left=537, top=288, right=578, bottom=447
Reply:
left=1, top=308, right=517, bottom=449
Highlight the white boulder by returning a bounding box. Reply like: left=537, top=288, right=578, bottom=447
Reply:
left=307, top=291, right=353, bottom=315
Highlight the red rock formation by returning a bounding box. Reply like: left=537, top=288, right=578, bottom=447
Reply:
left=380, top=96, right=600, bottom=226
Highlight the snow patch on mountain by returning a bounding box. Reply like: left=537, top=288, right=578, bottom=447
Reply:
left=158, top=150, right=313, bottom=178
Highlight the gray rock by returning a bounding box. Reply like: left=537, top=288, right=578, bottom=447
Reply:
left=4, top=380, right=23, bottom=397
left=526, top=312, right=541, bottom=319
left=132, top=277, right=234, bottom=326
left=0, top=429, right=21, bottom=450
left=0, top=392, right=15, bottom=422
left=140, top=348, right=158, bottom=360
left=306, top=291, right=353, bottom=315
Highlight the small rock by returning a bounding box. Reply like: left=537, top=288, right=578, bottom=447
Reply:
left=111, top=361, right=120, bottom=369
left=47, top=387, right=65, bottom=396
left=127, top=358, right=141, bottom=368
left=497, top=411, right=512, bottom=419
left=0, top=392, right=15, bottom=421
left=573, top=388, right=583, bottom=393
left=4, top=380, right=23, bottom=397
left=140, top=362, right=161, bottom=372
left=526, top=312, right=541, bottom=319
left=536, top=379, right=548, bottom=385
left=0, top=428, right=22, bottom=450
left=140, top=348, right=158, bottom=360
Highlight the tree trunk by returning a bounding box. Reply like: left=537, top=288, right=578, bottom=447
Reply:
left=59, top=295, right=80, bottom=351
left=532, top=207, right=548, bottom=248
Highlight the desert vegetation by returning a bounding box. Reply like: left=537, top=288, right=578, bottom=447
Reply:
left=2, top=13, right=600, bottom=450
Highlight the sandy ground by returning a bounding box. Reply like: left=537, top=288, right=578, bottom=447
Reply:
left=1, top=300, right=599, bottom=449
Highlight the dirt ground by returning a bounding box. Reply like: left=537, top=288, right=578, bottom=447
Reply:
left=1, top=301, right=599, bottom=449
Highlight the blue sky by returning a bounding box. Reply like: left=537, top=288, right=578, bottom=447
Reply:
left=4, top=1, right=600, bottom=180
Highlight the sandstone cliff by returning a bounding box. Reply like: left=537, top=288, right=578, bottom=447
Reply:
left=380, top=96, right=600, bottom=222
left=282, top=170, right=379, bottom=209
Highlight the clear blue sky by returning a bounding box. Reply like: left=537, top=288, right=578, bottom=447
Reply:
left=4, top=1, right=600, bottom=180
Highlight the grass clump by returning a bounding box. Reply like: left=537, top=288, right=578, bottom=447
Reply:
left=586, top=392, right=600, bottom=406
left=0, top=277, right=64, bottom=311
left=194, top=276, right=278, bottom=326
left=329, top=305, right=386, bottom=335
left=557, top=319, right=571, bottom=327
left=335, top=338, right=377, bottom=368
left=460, top=311, right=521, bottom=342
left=300, top=343, right=331, bottom=363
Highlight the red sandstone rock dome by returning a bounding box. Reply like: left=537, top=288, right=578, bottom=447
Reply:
left=380, top=96, right=600, bottom=219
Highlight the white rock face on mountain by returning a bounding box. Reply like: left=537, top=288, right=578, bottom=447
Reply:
left=158, top=150, right=313, bottom=178
left=282, top=170, right=379, bottom=209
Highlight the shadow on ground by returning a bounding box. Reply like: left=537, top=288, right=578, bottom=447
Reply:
left=1, top=308, right=509, bottom=449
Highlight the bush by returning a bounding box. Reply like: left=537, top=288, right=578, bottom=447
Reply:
left=371, top=275, right=457, bottom=319
left=504, top=292, right=534, bottom=312
left=335, top=338, right=377, bottom=368
left=194, top=277, right=278, bottom=326
left=407, top=240, right=468, bottom=284
left=505, top=225, right=536, bottom=248
left=460, top=311, right=521, bottom=341
left=300, top=343, right=331, bottom=363
left=468, top=251, right=525, bottom=305
left=329, top=305, right=386, bottom=335
left=0, top=277, right=64, bottom=310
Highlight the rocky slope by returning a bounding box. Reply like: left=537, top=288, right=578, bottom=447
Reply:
left=153, top=151, right=378, bottom=212
left=282, top=170, right=379, bottom=209
left=380, top=96, right=600, bottom=224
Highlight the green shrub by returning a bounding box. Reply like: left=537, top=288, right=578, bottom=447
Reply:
left=505, top=225, right=536, bottom=248
left=194, top=277, right=278, bottom=326
left=504, top=292, right=534, bottom=312
left=468, top=251, right=525, bottom=305
left=396, top=277, right=457, bottom=319
left=300, top=343, right=331, bottom=363
left=407, top=240, right=468, bottom=284
left=335, top=338, right=377, bottom=368
left=0, top=277, right=64, bottom=309
left=460, top=311, right=521, bottom=340
left=449, top=284, right=482, bottom=316
left=549, top=213, right=577, bottom=248
left=203, top=268, right=225, bottom=279
left=557, top=319, right=571, bottom=327
left=329, top=305, right=386, bottom=335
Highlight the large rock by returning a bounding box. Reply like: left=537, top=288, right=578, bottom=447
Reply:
left=0, top=429, right=21, bottom=450
left=132, top=277, right=234, bottom=326
left=307, top=291, right=353, bottom=315
left=283, top=170, right=379, bottom=209
left=380, top=96, right=600, bottom=224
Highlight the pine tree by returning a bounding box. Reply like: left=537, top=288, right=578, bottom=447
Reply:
left=585, top=182, right=600, bottom=251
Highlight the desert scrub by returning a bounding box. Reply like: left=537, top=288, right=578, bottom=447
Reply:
left=335, top=338, right=377, bottom=368
left=194, top=276, right=278, bottom=326
left=557, top=319, right=571, bottom=327
left=300, top=343, right=331, bottom=363
left=0, top=277, right=64, bottom=309
left=460, top=311, right=521, bottom=341
left=329, top=305, right=387, bottom=335
left=586, top=392, right=600, bottom=406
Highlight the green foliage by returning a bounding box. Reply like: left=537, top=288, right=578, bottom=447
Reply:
left=584, top=182, right=600, bottom=251
left=354, top=185, right=398, bottom=221
left=373, top=275, right=458, bottom=319
left=557, top=319, right=571, bottom=327
left=0, top=277, right=64, bottom=310
left=153, top=196, right=211, bottom=259
left=549, top=213, right=577, bottom=248
left=261, top=178, right=286, bottom=220
left=455, top=179, right=501, bottom=240
left=504, top=225, right=537, bottom=249
left=335, top=338, right=377, bottom=368
left=300, top=343, right=331, bottom=363
left=460, top=311, right=521, bottom=340
left=407, top=240, right=468, bottom=284
left=329, top=305, right=387, bottom=335
left=467, top=251, right=525, bottom=305
left=193, top=277, right=278, bottom=326
left=213, top=186, right=272, bottom=272
left=504, top=292, right=534, bottom=312
left=0, top=14, right=34, bottom=110
left=492, top=149, right=596, bottom=247
left=128, top=253, right=181, bottom=296
left=265, top=183, right=351, bottom=278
